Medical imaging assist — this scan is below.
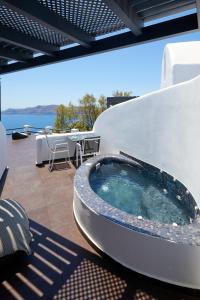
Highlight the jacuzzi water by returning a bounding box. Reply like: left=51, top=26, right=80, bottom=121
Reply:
left=89, top=160, right=191, bottom=225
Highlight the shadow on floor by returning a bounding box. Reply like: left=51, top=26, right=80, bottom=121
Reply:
left=0, top=168, right=8, bottom=197
left=40, top=159, right=75, bottom=171
left=49, top=161, right=72, bottom=172
left=0, top=220, right=199, bottom=300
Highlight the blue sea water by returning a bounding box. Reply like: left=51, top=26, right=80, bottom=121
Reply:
left=2, top=114, right=55, bottom=130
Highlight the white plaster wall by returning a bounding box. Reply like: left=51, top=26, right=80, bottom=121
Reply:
left=0, top=121, right=7, bottom=180
left=93, top=75, right=200, bottom=207
left=161, top=42, right=200, bottom=88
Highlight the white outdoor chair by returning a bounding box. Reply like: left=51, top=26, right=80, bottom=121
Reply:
left=76, top=137, right=100, bottom=167
left=45, top=135, right=70, bottom=171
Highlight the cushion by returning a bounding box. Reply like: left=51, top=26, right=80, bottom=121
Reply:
left=0, top=199, right=32, bottom=258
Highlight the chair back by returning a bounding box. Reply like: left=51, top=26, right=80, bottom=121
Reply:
left=82, top=137, right=100, bottom=155
left=45, top=134, right=52, bottom=150
left=45, top=134, right=76, bottom=156
left=54, top=142, right=69, bottom=152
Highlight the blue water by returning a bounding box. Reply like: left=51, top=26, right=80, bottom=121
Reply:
left=2, top=114, right=55, bottom=130
left=90, top=161, right=191, bottom=225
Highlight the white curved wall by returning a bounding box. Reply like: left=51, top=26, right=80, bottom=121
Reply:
left=161, top=42, right=200, bottom=88
left=93, top=75, right=200, bottom=207
left=0, top=122, right=7, bottom=180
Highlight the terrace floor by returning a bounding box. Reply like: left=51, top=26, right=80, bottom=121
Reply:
left=0, top=135, right=200, bottom=299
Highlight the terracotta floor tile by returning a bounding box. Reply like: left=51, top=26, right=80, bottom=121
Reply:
left=1, top=136, right=91, bottom=252
left=28, top=206, right=50, bottom=228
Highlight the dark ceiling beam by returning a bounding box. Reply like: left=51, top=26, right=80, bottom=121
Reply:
left=0, top=0, right=94, bottom=47
left=139, top=1, right=195, bottom=20
left=132, top=0, right=184, bottom=11
left=144, top=4, right=195, bottom=22
left=104, top=0, right=143, bottom=36
left=130, top=0, right=149, bottom=7
left=0, top=58, right=8, bottom=66
left=0, top=46, right=32, bottom=62
left=0, top=13, right=198, bottom=75
left=196, top=0, right=200, bottom=28
left=0, top=24, right=59, bottom=55
left=0, top=59, right=8, bottom=77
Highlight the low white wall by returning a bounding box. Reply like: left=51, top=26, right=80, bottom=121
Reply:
left=94, top=75, right=200, bottom=207
left=36, top=131, right=94, bottom=164
left=0, top=121, right=7, bottom=180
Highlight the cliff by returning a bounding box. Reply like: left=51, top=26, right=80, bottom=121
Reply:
left=2, top=105, right=58, bottom=114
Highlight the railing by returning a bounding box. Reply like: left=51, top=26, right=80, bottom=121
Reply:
left=5, top=126, right=77, bottom=135
left=6, top=126, right=45, bottom=135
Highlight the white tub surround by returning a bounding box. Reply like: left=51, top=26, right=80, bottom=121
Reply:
left=0, top=121, right=7, bottom=181
left=36, top=131, right=95, bottom=165
left=75, top=195, right=200, bottom=290
left=74, top=155, right=200, bottom=289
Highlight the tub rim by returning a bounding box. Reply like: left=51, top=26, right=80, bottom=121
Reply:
left=74, top=154, right=200, bottom=246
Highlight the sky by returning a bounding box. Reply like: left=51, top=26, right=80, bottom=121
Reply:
left=1, top=29, right=200, bottom=110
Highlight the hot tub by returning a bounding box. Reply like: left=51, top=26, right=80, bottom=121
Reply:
left=73, top=154, right=200, bottom=289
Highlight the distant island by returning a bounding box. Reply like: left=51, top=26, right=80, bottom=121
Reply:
left=2, top=105, right=58, bottom=115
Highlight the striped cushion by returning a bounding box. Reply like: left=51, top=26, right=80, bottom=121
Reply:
left=0, top=199, right=32, bottom=258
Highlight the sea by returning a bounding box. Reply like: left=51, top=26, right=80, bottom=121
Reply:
left=2, top=114, right=56, bottom=130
